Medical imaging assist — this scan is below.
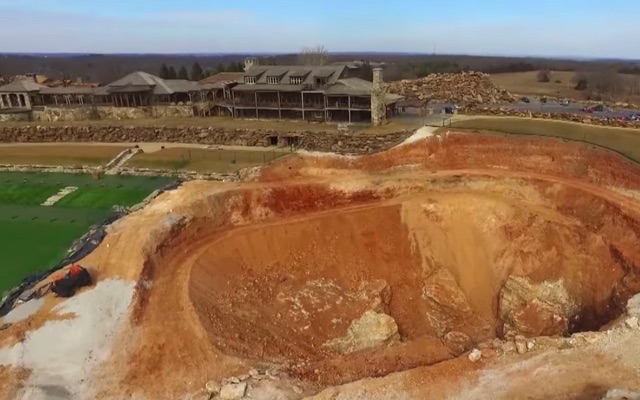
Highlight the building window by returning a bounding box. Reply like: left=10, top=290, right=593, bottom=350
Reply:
left=315, top=77, right=327, bottom=86
left=267, top=76, right=280, bottom=84
left=245, top=76, right=256, bottom=84
left=290, top=76, right=303, bottom=85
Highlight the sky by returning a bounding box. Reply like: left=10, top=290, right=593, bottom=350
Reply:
left=0, top=0, right=638, bottom=58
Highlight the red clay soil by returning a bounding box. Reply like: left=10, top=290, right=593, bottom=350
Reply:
left=260, top=132, right=640, bottom=192
left=82, top=132, right=640, bottom=398
left=0, top=367, right=29, bottom=400
left=184, top=178, right=640, bottom=385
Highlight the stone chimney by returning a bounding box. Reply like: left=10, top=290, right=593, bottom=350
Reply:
left=244, top=57, right=258, bottom=72
left=371, top=67, right=386, bottom=126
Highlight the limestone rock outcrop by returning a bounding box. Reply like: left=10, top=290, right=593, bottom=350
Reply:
left=323, top=310, right=400, bottom=354
left=499, top=276, right=577, bottom=337
left=422, top=268, right=492, bottom=343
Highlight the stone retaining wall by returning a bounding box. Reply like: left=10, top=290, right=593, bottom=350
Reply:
left=0, top=163, right=238, bottom=182
left=0, top=125, right=412, bottom=154
left=0, top=111, right=31, bottom=122
left=461, top=107, right=640, bottom=129
left=32, top=105, right=193, bottom=122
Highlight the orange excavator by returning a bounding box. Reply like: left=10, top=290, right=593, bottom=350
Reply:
left=46, top=264, right=93, bottom=298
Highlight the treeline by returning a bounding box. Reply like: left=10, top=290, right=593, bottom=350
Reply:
left=158, top=61, right=245, bottom=81
left=571, top=69, right=640, bottom=100
left=1, top=53, right=638, bottom=84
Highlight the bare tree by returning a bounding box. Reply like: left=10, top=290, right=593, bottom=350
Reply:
left=297, top=45, right=329, bottom=66
left=537, top=69, right=551, bottom=83
left=572, top=69, right=624, bottom=98
left=589, top=69, right=624, bottom=99
left=572, top=71, right=589, bottom=91
left=631, top=75, right=640, bottom=96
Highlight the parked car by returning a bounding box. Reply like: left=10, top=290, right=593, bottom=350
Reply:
left=582, top=106, right=593, bottom=113
left=521, top=96, right=530, bottom=103
left=560, top=99, right=570, bottom=106
left=593, top=104, right=604, bottom=112
left=540, top=96, right=547, bottom=104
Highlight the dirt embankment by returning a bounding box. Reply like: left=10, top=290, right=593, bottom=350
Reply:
left=5, top=131, right=640, bottom=400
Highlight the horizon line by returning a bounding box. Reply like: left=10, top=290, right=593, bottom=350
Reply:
left=0, top=51, right=638, bottom=62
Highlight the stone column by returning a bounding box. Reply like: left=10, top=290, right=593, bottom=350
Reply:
left=0, top=94, right=6, bottom=109
left=371, top=68, right=386, bottom=126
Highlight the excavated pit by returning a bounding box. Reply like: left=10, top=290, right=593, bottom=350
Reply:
left=185, top=179, right=640, bottom=385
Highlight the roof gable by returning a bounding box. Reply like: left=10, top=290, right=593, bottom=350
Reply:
left=199, top=72, right=244, bottom=85
left=105, top=71, right=173, bottom=95
left=0, top=79, right=46, bottom=93
left=242, top=65, right=347, bottom=85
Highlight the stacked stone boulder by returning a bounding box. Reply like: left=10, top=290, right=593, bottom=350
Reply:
left=387, top=71, right=516, bottom=105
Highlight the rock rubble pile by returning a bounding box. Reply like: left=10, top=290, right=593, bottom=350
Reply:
left=388, top=71, right=516, bottom=105
left=197, top=369, right=307, bottom=400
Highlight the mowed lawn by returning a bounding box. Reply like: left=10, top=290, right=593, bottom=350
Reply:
left=127, top=147, right=293, bottom=173
left=0, top=145, right=128, bottom=166
left=0, top=172, right=175, bottom=295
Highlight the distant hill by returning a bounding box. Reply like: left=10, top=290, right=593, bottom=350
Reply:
left=0, top=52, right=638, bottom=84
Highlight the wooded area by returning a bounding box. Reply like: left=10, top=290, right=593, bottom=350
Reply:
left=0, top=51, right=638, bottom=87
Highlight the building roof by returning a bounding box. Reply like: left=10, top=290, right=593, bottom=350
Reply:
left=97, top=71, right=200, bottom=96
left=164, top=79, right=200, bottom=92
left=39, top=86, right=97, bottom=95
left=233, top=84, right=305, bottom=92
left=325, top=78, right=404, bottom=103
left=325, top=78, right=373, bottom=96
left=0, top=79, right=47, bottom=93
left=242, top=65, right=346, bottom=86
left=199, top=72, right=244, bottom=85
left=104, top=71, right=173, bottom=95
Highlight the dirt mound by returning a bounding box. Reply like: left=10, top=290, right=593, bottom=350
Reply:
left=186, top=181, right=640, bottom=386
left=387, top=71, right=516, bottom=104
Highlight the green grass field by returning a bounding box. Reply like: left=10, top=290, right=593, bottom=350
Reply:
left=0, top=184, right=61, bottom=206
left=0, top=171, right=175, bottom=295
left=447, top=117, right=640, bottom=163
